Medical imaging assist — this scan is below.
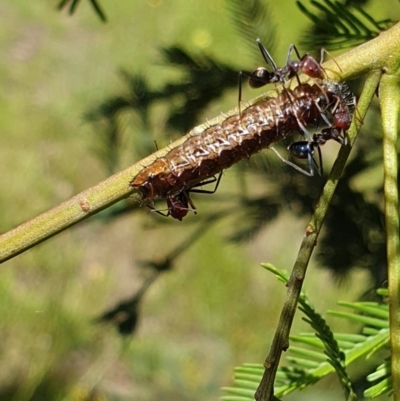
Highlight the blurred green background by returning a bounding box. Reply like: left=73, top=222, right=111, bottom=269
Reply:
left=0, top=1, right=397, bottom=400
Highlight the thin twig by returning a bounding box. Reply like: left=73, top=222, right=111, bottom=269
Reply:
left=255, top=70, right=382, bottom=401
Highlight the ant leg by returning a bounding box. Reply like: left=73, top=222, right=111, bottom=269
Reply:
left=320, top=48, right=342, bottom=72
left=288, top=140, right=323, bottom=176
left=256, top=39, right=278, bottom=71
left=320, top=48, right=326, bottom=65
left=189, top=173, right=223, bottom=194
left=355, top=108, right=363, bottom=124
left=329, top=128, right=347, bottom=146
left=272, top=137, right=325, bottom=177
left=154, top=174, right=223, bottom=220
left=147, top=204, right=169, bottom=217
left=279, top=87, right=313, bottom=141
left=288, top=44, right=304, bottom=85
left=293, top=72, right=303, bottom=87
left=270, top=146, right=316, bottom=177
left=238, top=71, right=244, bottom=116
left=319, top=108, right=333, bottom=127
left=353, top=98, right=364, bottom=125
left=144, top=182, right=156, bottom=210
left=285, top=44, right=295, bottom=67
left=314, top=145, right=323, bottom=175
left=184, top=192, right=197, bottom=214
left=291, top=44, right=302, bottom=61
left=297, top=120, right=313, bottom=142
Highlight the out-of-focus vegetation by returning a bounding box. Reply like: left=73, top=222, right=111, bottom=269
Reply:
left=0, top=1, right=398, bottom=400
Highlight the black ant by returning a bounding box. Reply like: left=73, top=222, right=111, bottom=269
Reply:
left=271, top=126, right=347, bottom=177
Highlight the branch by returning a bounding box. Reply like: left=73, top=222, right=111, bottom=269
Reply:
left=1, top=23, right=400, bottom=264
left=380, top=70, right=400, bottom=400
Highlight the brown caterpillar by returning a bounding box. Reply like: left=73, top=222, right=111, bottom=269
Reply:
left=130, top=79, right=354, bottom=219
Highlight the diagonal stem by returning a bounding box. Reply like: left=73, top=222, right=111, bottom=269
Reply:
left=255, top=70, right=382, bottom=401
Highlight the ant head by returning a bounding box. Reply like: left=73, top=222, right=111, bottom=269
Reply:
left=301, top=55, right=324, bottom=79
left=333, top=110, right=352, bottom=130
left=167, top=195, right=189, bottom=221
left=316, top=127, right=347, bottom=146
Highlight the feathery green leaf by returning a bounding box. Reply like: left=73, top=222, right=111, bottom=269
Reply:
left=222, top=266, right=391, bottom=400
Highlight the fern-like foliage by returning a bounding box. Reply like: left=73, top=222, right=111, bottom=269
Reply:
left=222, top=266, right=390, bottom=400
left=364, top=358, right=392, bottom=398
left=159, top=47, right=238, bottom=132
left=297, top=0, right=392, bottom=50
left=87, top=46, right=238, bottom=149
left=298, top=291, right=357, bottom=399
left=58, top=0, right=107, bottom=22
left=225, top=0, right=276, bottom=63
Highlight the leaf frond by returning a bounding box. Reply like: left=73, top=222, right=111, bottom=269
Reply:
left=296, top=0, right=393, bottom=51
left=364, top=358, right=392, bottom=398
left=57, top=0, right=107, bottom=22
left=225, top=0, right=276, bottom=63
left=222, top=266, right=390, bottom=399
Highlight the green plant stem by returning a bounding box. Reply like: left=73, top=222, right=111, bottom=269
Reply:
left=0, top=117, right=217, bottom=263
left=380, top=73, right=400, bottom=400
left=1, top=23, right=400, bottom=264
left=255, top=70, right=382, bottom=401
